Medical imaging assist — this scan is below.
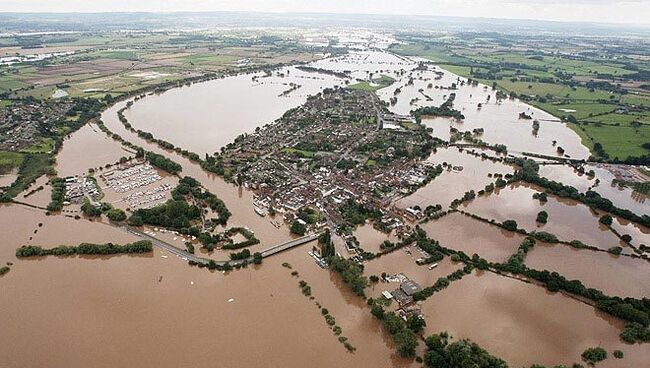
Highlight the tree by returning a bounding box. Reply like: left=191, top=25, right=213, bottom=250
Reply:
left=406, top=315, right=426, bottom=333
left=394, top=328, right=418, bottom=357
left=290, top=220, right=307, bottom=236
left=581, top=347, right=607, bottom=365
left=536, top=211, right=548, bottom=224
left=599, top=214, right=613, bottom=226
left=502, top=220, right=518, bottom=231
left=106, top=208, right=127, bottom=222
left=253, top=252, right=263, bottom=264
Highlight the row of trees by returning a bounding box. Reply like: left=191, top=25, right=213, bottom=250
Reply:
left=16, top=240, right=152, bottom=257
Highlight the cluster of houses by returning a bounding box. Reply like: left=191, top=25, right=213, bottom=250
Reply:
left=381, top=273, right=424, bottom=320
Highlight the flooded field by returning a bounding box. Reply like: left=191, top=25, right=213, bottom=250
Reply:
left=396, top=147, right=513, bottom=210
left=17, top=174, right=52, bottom=208
left=525, top=242, right=650, bottom=298
left=420, top=270, right=649, bottom=368
left=55, top=122, right=135, bottom=177
left=363, top=247, right=463, bottom=297
left=539, top=163, right=649, bottom=215
left=420, top=212, right=525, bottom=263
left=2, top=41, right=647, bottom=368
left=464, top=183, right=626, bottom=251
left=375, top=65, right=591, bottom=160
left=123, top=66, right=345, bottom=156
left=353, top=223, right=398, bottom=253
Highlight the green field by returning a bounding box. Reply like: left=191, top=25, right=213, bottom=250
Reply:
left=390, top=40, right=650, bottom=160
left=0, top=151, right=24, bottom=174
left=281, top=147, right=315, bottom=158
left=348, top=74, right=396, bottom=92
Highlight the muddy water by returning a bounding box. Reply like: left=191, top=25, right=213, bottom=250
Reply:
left=123, top=66, right=345, bottom=156
left=376, top=65, right=591, bottom=159
left=609, top=217, right=650, bottom=249
left=464, top=183, right=625, bottom=251
left=55, top=122, right=136, bottom=177
left=396, top=147, right=513, bottom=210
left=539, top=164, right=649, bottom=215
left=103, top=99, right=293, bottom=248
left=420, top=212, right=525, bottom=263
left=420, top=270, right=649, bottom=368
left=0, top=204, right=416, bottom=368
left=17, top=174, right=52, bottom=208
left=525, top=242, right=650, bottom=298
left=353, top=223, right=398, bottom=253
left=362, top=247, right=463, bottom=297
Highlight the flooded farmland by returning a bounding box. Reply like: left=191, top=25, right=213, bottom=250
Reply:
left=122, top=66, right=345, bottom=156
left=419, top=271, right=649, bottom=368
left=55, top=122, right=135, bottom=177
left=396, top=146, right=513, bottom=210
left=1, top=44, right=648, bottom=368
left=539, top=163, right=649, bottom=215
left=524, top=241, right=650, bottom=298
left=419, top=211, right=526, bottom=263
left=376, top=64, right=591, bottom=160
left=464, top=182, right=626, bottom=251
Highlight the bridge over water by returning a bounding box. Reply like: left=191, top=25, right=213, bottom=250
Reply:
left=124, top=226, right=321, bottom=265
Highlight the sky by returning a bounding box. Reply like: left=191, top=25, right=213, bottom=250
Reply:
left=2, top=0, right=650, bottom=25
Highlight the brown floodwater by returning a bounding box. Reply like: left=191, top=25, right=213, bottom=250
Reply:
left=376, top=65, right=591, bottom=159
left=362, top=247, right=463, bottom=298
left=17, top=173, right=52, bottom=208
left=4, top=46, right=643, bottom=368
left=609, top=218, right=650, bottom=249
left=123, top=66, right=345, bottom=156
left=419, top=212, right=525, bottom=263
left=464, top=182, right=626, bottom=251
left=525, top=241, right=650, bottom=298
left=396, top=147, right=513, bottom=210
left=353, top=223, right=398, bottom=253
left=419, top=270, right=649, bottom=368
left=0, top=204, right=418, bottom=368
left=539, top=163, right=649, bottom=215
left=55, top=122, right=136, bottom=177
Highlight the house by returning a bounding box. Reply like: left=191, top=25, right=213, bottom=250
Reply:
left=400, top=280, right=422, bottom=296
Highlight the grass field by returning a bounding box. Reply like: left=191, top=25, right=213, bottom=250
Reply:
left=21, top=138, right=56, bottom=154
left=348, top=74, right=396, bottom=92
left=0, top=151, right=24, bottom=174
left=281, top=147, right=315, bottom=158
